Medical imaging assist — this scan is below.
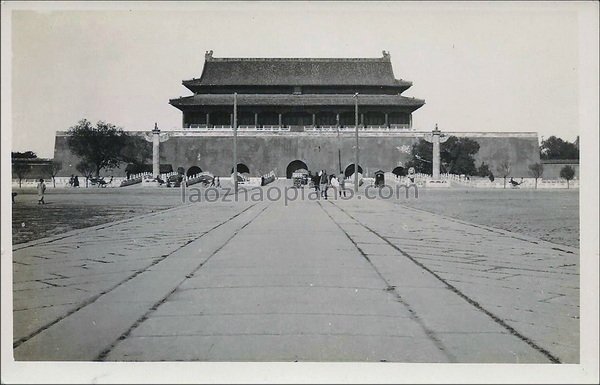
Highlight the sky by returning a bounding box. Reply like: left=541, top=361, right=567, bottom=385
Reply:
left=6, top=1, right=589, bottom=158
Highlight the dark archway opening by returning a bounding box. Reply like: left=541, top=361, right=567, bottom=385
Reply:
left=187, top=166, right=203, bottom=177
left=392, top=166, right=406, bottom=177
left=286, top=160, right=308, bottom=179
left=230, top=163, right=250, bottom=175
left=344, top=164, right=363, bottom=178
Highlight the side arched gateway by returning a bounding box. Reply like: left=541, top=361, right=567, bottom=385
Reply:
left=392, top=166, right=406, bottom=177
left=231, top=163, right=250, bottom=175
left=344, top=164, right=363, bottom=178
left=187, top=166, right=203, bottom=177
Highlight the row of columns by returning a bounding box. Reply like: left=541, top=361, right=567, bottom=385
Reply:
left=191, top=112, right=404, bottom=127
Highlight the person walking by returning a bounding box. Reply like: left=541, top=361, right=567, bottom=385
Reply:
left=73, top=175, right=80, bottom=187
left=215, top=176, right=221, bottom=188
left=320, top=170, right=328, bottom=199
left=36, top=178, right=46, bottom=205
left=313, top=171, right=321, bottom=193
left=339, top=173, right=346, bottom=197
left=331, top=174, right=339, bottom=197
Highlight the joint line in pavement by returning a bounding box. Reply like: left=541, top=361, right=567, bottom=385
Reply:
left=328, top=200, right=562, bottom=364
left=95, top=203, right=271, bottom=361
left=13, top=203, right=259, bottom=350
left=317, top=201, right=457, bottom=363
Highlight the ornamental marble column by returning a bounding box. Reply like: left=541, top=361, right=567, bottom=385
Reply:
left=424, top=124, right=449, bottom=181
left=152, top=123, right=160, bottom=178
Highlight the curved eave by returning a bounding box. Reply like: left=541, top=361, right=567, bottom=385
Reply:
left=182, top=79, right=412, bottom=90
left=170, top=94, right=425, bottom=111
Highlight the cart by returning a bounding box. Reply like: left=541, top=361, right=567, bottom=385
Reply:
left=292, top=170, right=308, bottom=188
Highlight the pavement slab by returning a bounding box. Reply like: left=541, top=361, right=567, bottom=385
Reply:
left=324, top=197, right=579, bottom=363
left=11, top=188, right=579, bottom=363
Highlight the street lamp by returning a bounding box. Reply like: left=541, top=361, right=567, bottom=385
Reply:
left=353, top=93, right=359, bottom=192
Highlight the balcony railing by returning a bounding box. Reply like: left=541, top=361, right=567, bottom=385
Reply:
left=184, top=124, right=412, bottom=132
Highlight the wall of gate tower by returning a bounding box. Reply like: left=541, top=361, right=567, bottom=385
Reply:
left=54, top=131, right=540, bottom=179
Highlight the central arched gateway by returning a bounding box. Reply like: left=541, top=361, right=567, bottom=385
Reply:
left=344, top=164, right=363, bottom=178
left=286, top=160, right=308, bottom=179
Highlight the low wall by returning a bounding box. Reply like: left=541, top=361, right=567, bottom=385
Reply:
left=541, top=160, right=579, bottom=180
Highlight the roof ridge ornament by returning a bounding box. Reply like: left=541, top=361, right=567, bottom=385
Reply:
left=382, top=50, right=390, bottom=61
left=205, top=50, right=214, bottom=61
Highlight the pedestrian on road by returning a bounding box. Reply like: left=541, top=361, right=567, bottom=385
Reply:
left=216, top=176, right=221, bottom=188
left=331, top=174, right=339, bottom=197
left=313, top=171, right=320, bottom=193
left=73, top=176, right=80, bottom=187
left=320, top=170, right=328, bottom=199
left=339, top=173, right=346, bottom=197
left=36, top=178, right=46, bottom=205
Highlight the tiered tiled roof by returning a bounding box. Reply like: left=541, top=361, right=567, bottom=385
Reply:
left=183, top=51, right=412, bottom=88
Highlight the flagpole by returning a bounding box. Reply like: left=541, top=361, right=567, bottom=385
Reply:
left=233, top=92, right=238, bottom=194
left=354, top=93, right=359, bottom=192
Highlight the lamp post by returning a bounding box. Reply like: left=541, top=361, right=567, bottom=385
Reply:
left=233, top=92, right=238, bottom=194
left=353, top=93, right=359, bottom=192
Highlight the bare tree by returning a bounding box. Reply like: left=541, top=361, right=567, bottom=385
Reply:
left=76, top=161, right=95, bottom=188
left=528, top=162, right=544, bottom=189
left=47, top=161, right=63, bottom=188
left=496, top=160, right=511, bottom=189
left=560, top=165, right=575, bottom=189
left=13, top=162, right=31, bottom=188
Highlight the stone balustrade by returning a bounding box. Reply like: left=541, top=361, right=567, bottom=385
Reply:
left=183, top=125, right=413, bottom=132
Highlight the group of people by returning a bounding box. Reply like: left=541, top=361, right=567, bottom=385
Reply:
left=209, top=176, right=221, bottom=188
left=68, top=174, right=80, bottom=187
left=308, top=170, right=347, bottom=199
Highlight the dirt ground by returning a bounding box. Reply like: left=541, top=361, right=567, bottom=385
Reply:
left=397, top=188, right=579, bottom=248
left=11, top=185, right=579, bottom=248
left=11, top=187, right=184, bottom=244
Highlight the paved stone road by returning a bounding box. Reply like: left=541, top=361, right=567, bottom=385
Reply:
left=12, top=189, right=579, bottom=363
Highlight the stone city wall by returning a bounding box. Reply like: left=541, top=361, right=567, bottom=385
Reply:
left=53, top=131, right=541, bottom=178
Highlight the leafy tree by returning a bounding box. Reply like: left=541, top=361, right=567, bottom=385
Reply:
left=528, top=163, right=544, bottom=189
left=67, top=119, right=129, bottom=177
left=540, top=136, right=579, bottom=160
left=408, top=136, right=480, bottom=176
left=76, top=160, right=95, bottom=188
left=12, top=151, right=37, bottom=159
left=120, top=135, right=152, bottom=171
left=496, top=159, right=511, bottom=189
left=47, top=161, right=63, bottom=188
left=559, top=165, right=575, bottom=189
left=13, top=162, right=31, bottom=188
left=440, top=137, right=480, bottom=175
left=407, top=139, right=433, bottom=174
left=477, top=162, right=491, bottom=178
